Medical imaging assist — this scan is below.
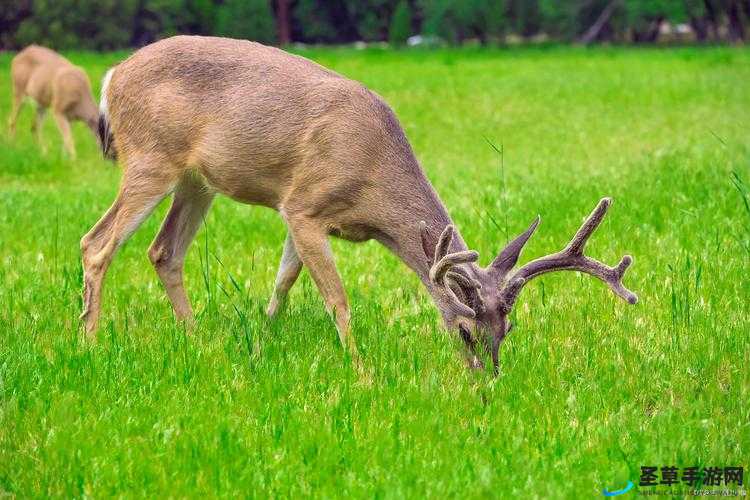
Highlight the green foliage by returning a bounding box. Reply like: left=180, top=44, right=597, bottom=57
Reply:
left=538, top=0, right=603, bottom=39
left=292, top=0, right=343, bottom=43
left=537, top=0, right=576, bottom=38
left=506, top=0, right=541, bottom=37
left=388, top=0, right=412, bottom=45
left=3, top=0, right=276, bottom=49
left=623, top=0, right=690, bottom=32
left=14, top=0, right=138, bottom=50
left=1, top=46, right=748, bottom=497
left=1, top=0, right=749, bottom=50
left=132, top=0, right=198, bottom=41
left=420, top=0, right=506, bottom=43
left=214, top=0, right=276, bottom=44
left=346, top=0, right=396, bottom=42
left=0, top=0, right=31, bottom=49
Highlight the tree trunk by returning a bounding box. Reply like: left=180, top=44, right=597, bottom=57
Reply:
left=276, top=0, right=291, bottom=45
left=690, top=16, right=708, bottom=41
left=578, top=0, right=620, bottom=44
left=703, top=0, right=720, bottom=41
left=727, top=0, right=746, bottom=41
left=631, top=17, right=663, bottom=43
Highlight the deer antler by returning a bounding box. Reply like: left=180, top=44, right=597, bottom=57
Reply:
left=420, top=222, right=480, bottom=318
left=497, top=197, right=638, bottom=309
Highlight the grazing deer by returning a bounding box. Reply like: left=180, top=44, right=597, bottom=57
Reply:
left=84, top=35, right=637, bottom=372
left=8, top=45, right=99, bottom=157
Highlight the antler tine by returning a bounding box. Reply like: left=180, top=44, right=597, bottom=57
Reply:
left=565, top=197, right=610, bottom=255
left=424, top=223, right=479, bottom=284
left=430, top=250, right=479, bottom=283
left=419, top=220, right=432, bottom=260
left=500, top=198, right=638, bottom=308
left=444, top=284, right=477, bottom=318
left=490, top=215, right=540, bottom=276
left=610, top=255, right=638, bottom=304
left=446, top=270, right=484, bottom=314
left=434, top=225, right=454, bottom=262
left=418, top=222, right=482, bottom=318
left=445, top=270, right=481, bottom=291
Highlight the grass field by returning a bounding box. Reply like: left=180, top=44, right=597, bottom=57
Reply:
left=1, top=45, right=749, bottom=498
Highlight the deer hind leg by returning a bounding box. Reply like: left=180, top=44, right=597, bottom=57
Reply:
left=148, top=174, right=214, bottom=322
left=285, top=213, right=359, bottom=358
left=31, top=107, right=47, bottom=152
left=80, top=160, right=176, bottom=335
left=266, top=231, right=303, bottom=318
left=53, top=112, right=75, bottom=158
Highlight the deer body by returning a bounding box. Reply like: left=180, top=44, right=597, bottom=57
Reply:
left=85, top=36, right=636, bottom=372
left=103, top=36, right=449, bottom=234
left=8, top=45, right=99, bottom=157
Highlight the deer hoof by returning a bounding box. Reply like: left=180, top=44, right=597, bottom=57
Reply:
left=467, top=356, right=484, bottom=370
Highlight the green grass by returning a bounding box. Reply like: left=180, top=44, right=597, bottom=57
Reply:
left=1, top=45, right=749, bottom=498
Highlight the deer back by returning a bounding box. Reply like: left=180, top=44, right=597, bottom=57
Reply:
left=106, top=36, right=433, bottom=228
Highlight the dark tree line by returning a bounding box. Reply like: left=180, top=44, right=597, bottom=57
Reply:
left=1, top=0, right=749, bottom=50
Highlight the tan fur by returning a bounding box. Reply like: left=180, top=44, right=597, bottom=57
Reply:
left=82, top=36, right=635, bottom=374
left=82, top=35, right=456, bottom=349
left=8, top=45, right=99, bottom=157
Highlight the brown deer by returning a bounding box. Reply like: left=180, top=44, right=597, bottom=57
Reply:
left=83, top=35, right=637, bottom=372
left=8, top=45, right=99, bottom=158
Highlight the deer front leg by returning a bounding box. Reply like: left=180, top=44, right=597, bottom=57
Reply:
left=286, top=214, right=359, bottom=359
left=148, top=175, right=214, bottom=322
left=267, top=231, right=303, bottom=318
left=8, top=90, right=23, bottom=137
left=53, top=112, right=75, bottom=158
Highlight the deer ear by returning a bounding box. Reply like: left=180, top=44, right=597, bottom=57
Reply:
left=490, top=216, right=540, bottom=276
left=419, top=221, right=433, bottom=260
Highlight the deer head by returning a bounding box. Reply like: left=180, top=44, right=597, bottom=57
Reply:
left=421, top=197, right=637, bottom=374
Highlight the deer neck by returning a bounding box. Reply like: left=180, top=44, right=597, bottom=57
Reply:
left=377, top=175, right=471, bottom=301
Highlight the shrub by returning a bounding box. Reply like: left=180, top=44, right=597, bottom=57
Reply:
left=388, top=0, right=412, bottom=45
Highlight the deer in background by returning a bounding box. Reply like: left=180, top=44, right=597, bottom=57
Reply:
left=84, top=35, right=637, bottom=373
left=8, top=45, right=99, bottom=158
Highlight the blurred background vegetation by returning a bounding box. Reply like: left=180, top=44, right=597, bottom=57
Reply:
left=1, top=0, right=749, bottom=50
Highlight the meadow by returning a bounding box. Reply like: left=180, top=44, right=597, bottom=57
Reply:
left=0, top=45, right=748, bottom=498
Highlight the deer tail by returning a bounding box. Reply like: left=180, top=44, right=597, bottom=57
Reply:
left=98, top=67, right=117, bottom=161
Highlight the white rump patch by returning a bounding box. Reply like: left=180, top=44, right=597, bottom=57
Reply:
left=99, top=67, right=116, bottom=116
